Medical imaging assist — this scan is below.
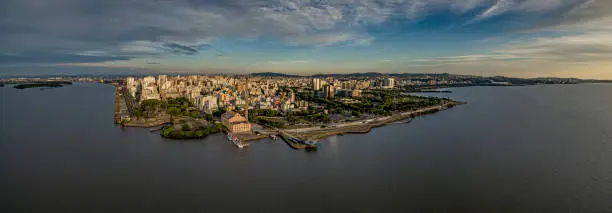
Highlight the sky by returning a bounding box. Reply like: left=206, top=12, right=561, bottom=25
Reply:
left=1, top=0, right=612, bottom=79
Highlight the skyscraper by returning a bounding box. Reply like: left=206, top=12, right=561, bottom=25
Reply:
left=323, top=85, right=335, bottom=98
left=312, top=78, right=321, bottom=91
left=158, top=75, right=167, bottom=86
left=383, top=78, right=395, bottom=89
left=244, top=77, right=249, bottom=121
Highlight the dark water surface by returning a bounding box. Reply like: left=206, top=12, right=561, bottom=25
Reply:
left=1, top=83, right=611, bottom=212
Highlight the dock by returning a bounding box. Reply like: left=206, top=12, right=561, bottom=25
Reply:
left=233, top=132, right=270, bottom=141
left=278, top=131, right=317, bottom=150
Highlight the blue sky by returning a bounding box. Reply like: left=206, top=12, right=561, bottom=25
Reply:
left=1, top=0, right=612, bottom=78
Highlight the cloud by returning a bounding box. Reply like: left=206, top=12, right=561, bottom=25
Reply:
left=287, top=32, right=374, bottom=46
left=0, top=52, right=132, bottom=64
left=412, top=54, right=522, bottom=64
left=1, top=0, right=611, bottom=67
left=351, top=37, right=375, bottom=46
left=410, top=14, right=612, bottom=75
left=496, top=30, right=612, bottom=62
left=1, top=0, right=392, bottom=64
left=262, top=60, right=310, bottom=65
left=161, top=43, right=199, bottom=55
left=465, top=0, right=612, bottom=30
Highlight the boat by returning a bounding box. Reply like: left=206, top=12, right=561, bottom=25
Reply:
left=303, top=140, right=318, bottom=146
left=227, top=132, right=248, bottom=148
left=233, top=137, right=248, bottom=148
left=303, top=140, right=318, bottom=151
left=270, top=134, right=278, bottom=140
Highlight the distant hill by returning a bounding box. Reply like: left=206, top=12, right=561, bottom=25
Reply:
left=312, top=72, right=386, bottom=78
left=310, top=72, right=481, bottom=79
left=249, top=72, right=300, bottom=77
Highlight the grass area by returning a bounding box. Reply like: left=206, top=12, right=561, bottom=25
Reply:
left=248, top=89, right=452, bottom=127
left=133, top=97, right=202, bottom=119
left=160, top=122, right=223, bottom=139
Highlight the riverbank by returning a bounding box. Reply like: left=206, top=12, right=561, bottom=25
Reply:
left=112, top=82, right=463, bottom=142
left=117, top=101, right=463, bottom=143
left=282, top=101, right=464, bottom=140
left=123, top=117, right=172, bottom=127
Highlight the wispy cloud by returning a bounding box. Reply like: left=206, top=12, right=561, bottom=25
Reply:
left=1, top=0, right=612, bottom=78
left=412, top=54, right=523, bottom=64
left=161, top=43, right=199, bottom=55
left=262, top=60, right=310, bottom=65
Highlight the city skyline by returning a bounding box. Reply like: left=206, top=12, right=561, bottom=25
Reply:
left=2, top=0, right=612, bottom=79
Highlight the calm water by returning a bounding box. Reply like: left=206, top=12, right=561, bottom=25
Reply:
left=1, top=83, right=611, bottom=212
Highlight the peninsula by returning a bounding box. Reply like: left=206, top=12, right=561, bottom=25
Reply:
left=106, top=72, right=598, bottom=147
left=112, top=74, right=469, bottom=149
left=1, top=72, right=591, bottom=149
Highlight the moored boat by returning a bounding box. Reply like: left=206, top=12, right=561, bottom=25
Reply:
left=270, top=134, right=278, bottom=140
left=303, top=140, right=318, bottom=146
left=303, top=140, right=318, bottom=151
left=233, top=137, right=248, bottom=148
left=227, top=132, right=248, bottom=148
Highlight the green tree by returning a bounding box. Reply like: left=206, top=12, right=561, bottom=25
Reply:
left=213, top=108, right=226, bottom=117
left=181, top=123, right=190, bottom=131
left=189, top=111, right=201, bottom=119
left=287, top=114, right=297, bottom=123
left=204, top=114, right=214, bottom=121
left=195, top=129, right=204, bottom=137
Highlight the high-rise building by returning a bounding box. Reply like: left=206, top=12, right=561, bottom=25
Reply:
left=126, top=77, right=138, bottom=98
left=143, top=76, right=156, bottom=86
left=158, top=75, right=167, bottom=87
left=323, top=85, right=335, bottom=98
left=126, top=77, right=136, bottom=86
left=312, top=78, right=321, bottom=91
left=383, top=78, right=395, bottom=89
left=244, top=78, right=250, bottom=121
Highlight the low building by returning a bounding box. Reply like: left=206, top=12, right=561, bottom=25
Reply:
left=221, top=112, right=252, bottom=133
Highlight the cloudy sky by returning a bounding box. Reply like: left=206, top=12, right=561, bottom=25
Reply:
left=1, top=0, right=612, bottom=78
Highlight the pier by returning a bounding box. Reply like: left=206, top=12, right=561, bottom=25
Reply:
left=278, top=131, right=317, bottom=150
left=279, top=132, right=308, bottom=149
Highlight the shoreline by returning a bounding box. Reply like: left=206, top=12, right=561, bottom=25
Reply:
left=282, top=101, right=464, bottom=140
left=113, top=81, right=464, bottom=141
left=115, top=101, right=464, bottom=142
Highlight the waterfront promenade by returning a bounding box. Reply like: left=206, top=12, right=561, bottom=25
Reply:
left=284, top=102, right=461, bottom=140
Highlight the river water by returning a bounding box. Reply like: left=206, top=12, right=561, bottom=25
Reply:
left=1, top=83, right=611, bottom=212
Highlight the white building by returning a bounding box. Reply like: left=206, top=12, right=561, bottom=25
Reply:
left=140, top=86, right=160, bottom=101
left=197, top=95, right=218, bottom=113
left=143, top=76, right=156, bottom=86
left=383, top=78, right=395, bottom=89
left=312, top=78, right=321, bottom=91
left=126, top=77, right=139, bottom=98
left=158, top=75, right=167, bottom=89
